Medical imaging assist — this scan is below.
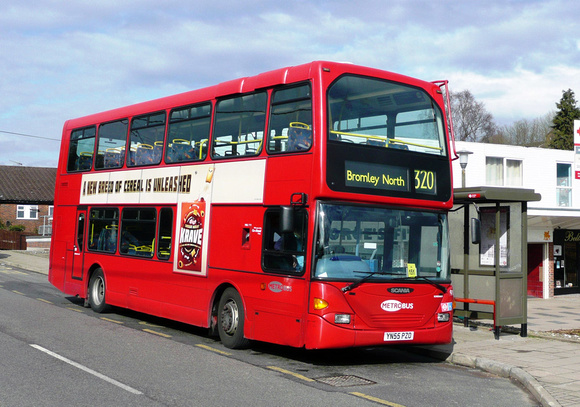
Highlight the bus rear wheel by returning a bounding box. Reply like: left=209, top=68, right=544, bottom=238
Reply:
left=88, top=268, right=110, bottom=313
left=217, top=288, right=249, bottom=349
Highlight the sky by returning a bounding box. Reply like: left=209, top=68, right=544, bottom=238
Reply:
left=1, top=0, right=579, bottom=167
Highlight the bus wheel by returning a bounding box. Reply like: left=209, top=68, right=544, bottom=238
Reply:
left=217, top=288, right=249, bottom=349
left=88, top=268, right=109, bottom=313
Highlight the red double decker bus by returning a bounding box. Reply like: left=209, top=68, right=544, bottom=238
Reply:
left=49, top=61, right=456, bottom=349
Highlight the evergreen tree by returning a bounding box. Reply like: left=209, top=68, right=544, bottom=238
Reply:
left=547, top=89, right=580, bottom=150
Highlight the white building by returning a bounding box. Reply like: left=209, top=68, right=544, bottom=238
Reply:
left=452, top=141, right=580, bottom=298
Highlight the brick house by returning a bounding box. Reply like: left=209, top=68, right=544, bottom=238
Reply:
left=0, top=165, right=56, bottom=235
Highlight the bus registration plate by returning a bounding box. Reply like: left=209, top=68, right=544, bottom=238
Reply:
left=384, top=331, right=414, bottom=341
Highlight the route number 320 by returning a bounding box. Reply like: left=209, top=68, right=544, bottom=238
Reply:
left=414, top=170, right=436, bottom=193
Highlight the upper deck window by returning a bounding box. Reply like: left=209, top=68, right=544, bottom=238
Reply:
left=128, top=112, right=166, bottom=167
left=268, top=83, right=313, bottom=153
left=67, top=126, right=96, bottom=172
left=327, top=75, right=446, bottom=156
left=212, top=92, right=267, bottom=158
left=166, top=102, right=211, bottom=163
left=95, top=119, right=128, bottom=170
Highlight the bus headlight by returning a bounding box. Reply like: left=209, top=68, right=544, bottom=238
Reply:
left=437, top=313, right=450, bottom=322
left=334, top=314, right=351, bottom=324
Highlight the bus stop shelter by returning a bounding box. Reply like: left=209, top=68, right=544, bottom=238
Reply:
left=450, top=187, right=541, bottom=339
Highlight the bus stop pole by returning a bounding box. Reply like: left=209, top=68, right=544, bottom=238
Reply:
left=494, top=203, right=501, bottom=339
left=521, top=201, right=528, bottom=337
left=463, top=204, right=470, bottom=327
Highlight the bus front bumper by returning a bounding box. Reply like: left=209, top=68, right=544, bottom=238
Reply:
left=304, top=314, right=452, bottom=350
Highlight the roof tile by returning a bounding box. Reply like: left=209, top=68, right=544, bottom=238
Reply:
left=0, top=166, right=56, bottom=203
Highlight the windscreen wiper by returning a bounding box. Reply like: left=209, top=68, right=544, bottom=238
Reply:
left=391, top=276, right=447, bottom=294
left=342, top=271, right=384, bottom=293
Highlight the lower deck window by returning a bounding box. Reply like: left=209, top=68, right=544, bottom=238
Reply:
left=88, top=208, right=119, bottom=253
left=157, top=208, right=173, bottom=260
left=120, top=208, right=156, bottom=257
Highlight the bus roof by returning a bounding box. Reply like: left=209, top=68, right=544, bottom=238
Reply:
left=63, top=61, right=438, bottom=131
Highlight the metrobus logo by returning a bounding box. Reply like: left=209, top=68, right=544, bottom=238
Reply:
left=381, top=300, right=414, bottom=312
left=268, top=281, right=292, bottom=293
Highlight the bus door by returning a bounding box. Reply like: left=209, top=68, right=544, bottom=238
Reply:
left=69, top=209, right=86, bottom=280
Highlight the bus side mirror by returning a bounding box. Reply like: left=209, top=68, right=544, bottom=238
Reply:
left=471, top=218, right=481, bottom=245
left=281, top=206, right=295, bottom=234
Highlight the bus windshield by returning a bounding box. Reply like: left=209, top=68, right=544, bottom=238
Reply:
left=327, top=75, right=446, bottom=156
left=314, top=203, right=450, bottom=282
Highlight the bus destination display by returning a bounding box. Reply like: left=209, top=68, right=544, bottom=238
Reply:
left=345, top=161, right=436, bottom=195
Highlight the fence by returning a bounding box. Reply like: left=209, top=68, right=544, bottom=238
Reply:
left=0, top=230, right=28, bottom=250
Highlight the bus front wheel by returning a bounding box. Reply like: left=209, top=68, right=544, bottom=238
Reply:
left=88, top=268, right=109, bottom=313
left=217, top=288, right=249, bottom=349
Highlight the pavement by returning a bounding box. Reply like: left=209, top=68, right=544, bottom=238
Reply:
left=1, top=249, right=579, bottom=407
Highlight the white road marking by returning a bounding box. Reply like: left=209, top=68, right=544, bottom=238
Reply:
left=30, top=344, right=143, bottom=395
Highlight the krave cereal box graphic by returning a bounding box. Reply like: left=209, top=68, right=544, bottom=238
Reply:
left=177, top=199, right=206, bottom=272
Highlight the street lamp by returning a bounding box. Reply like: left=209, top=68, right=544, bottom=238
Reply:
left=457, top=150, right=473, bottom=188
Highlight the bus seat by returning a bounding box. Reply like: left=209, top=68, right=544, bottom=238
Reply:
left=104, top=149, right=122, bottom=168
left=153, top=141, right=163, bottom=163
left=368, top=139, right=386, bottom=147
left=136, top=144, right=154, bottom=165
left=97, top=228, right=117, bottom=252
left=78, top=153, right=93, bottom=171
left=168, top=139, right=195, bottom=162
left=128, top=148, right=136, bottom=166
left=287, top=127, right=312, bottom=151
left=389, top=143, right=408, bottom=150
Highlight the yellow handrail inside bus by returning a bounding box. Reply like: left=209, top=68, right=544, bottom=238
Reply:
left=172, top=139, right=190, bottom=145
left=196, top=139, right=209, bottom=160
left=330, top=130, right=442, bottom=151
left=388, top=138, right=442, bottom=151
left=290, top=122, right=311, bottom=130
left=330, top=130, right=387, bottom=142
left=215, top=139, right=262, bottom=146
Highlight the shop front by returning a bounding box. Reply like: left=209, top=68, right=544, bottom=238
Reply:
left=553, top=229, right=580, bottom=295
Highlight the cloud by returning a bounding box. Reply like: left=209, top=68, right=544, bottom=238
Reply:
left=1, top=0, right=580, bottom=166
left=450, top=65, right=580, bottom=124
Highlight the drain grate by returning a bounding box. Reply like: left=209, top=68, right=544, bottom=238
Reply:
left=315, top=375, right=376, bottom=387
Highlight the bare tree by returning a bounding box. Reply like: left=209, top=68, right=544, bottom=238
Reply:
left=450, top=90, right=497, bottom=142
left=501, top=112, right=554, bottom=147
